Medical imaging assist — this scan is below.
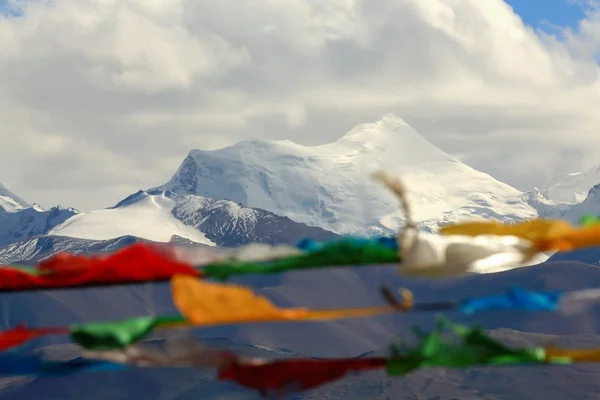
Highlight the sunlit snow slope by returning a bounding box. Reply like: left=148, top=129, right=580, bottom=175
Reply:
left=49, top=191, right=215, bottom=245
left=156, top=114, right=538, bottom=236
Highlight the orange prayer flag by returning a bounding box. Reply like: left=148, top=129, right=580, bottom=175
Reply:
left=545, top=344, right=600, bottom=362
left=171, top=275, right=397, bottom=326
left=171, top=275, right=309, bottom=324
left=439, top=219, right=575, bottom=243
left=536, top=224, right=600, bottom=252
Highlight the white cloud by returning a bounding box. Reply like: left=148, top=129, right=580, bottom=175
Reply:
left=1, top=0, right=600, bottom=210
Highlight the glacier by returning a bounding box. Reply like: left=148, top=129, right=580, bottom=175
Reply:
left=155, top=114, right=542, bottom=236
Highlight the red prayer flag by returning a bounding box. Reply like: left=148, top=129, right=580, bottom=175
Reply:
left=0, top=244, right=201, bottom=292
left=218, top=357, right=387, bottom=396
left=0, top=324, right=69, bottom=351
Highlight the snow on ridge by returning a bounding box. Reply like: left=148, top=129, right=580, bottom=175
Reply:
left=46, top=188, right=266, bottom=247
left=0, top=204, right=78, bottom=248
left=49, top=190, right=215, bottom=246
left=172, top=193, right=261, bottom=239
left=0, top=195, right=24, bottom=213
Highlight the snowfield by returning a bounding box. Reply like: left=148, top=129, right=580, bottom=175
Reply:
left=49, top=191, right=215, bottom=245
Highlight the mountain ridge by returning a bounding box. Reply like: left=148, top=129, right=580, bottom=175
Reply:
left=0, top=115, right=598, bottom=258
left=0, top=203, right=79, bottom=248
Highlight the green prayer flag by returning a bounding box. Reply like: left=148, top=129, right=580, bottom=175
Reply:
left=202, top=239, right=401, bottom=281
left=580, top=214, right=600, bottom=228
left=386, top=316, right=548, bottom=376
left=70, top=315, right=186, bottom=350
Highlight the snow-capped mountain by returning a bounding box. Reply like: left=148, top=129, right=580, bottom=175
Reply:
left=48, top=189, right=337, bottom=248
left=49, top=190, right=215, bottom=246
left=0, top=185, right=79, bottom=248
left=1, top=115, right=597, bottom=263
left=0, top=189, right=338, bottom=264
left=155, top=114, right=539, bottom=236
left=542, top=164, right=600, bottom=204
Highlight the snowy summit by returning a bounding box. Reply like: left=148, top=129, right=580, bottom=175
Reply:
left=156, top=114, right=538, bottom=236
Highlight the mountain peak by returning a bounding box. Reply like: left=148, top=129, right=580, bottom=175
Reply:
left=334, top=113, right=454, bottom=164
left=31, top=203, right=45, bottom=212
left=156, top=116, right=536, bottom=235
left=110, top=189, right=178, bottom=210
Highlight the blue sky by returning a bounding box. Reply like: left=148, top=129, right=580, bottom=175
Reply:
left=0, top=0, right=20, bottom=17
left=505, top=0, right=588, bottom=32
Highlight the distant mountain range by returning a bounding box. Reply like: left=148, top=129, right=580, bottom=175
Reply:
left=0, top=191, right=337, bottom=265
left=154, top=114, right=598, bottom=235
left=155, top=114, right=543, bottom=236
left=1, top=114, right=596, bottom=266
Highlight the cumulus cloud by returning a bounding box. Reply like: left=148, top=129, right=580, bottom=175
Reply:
left=1, top=0, right=600, bottom=209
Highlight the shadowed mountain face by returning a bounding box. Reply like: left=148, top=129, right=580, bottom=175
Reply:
left=0, top=235, right=147, bottom=265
